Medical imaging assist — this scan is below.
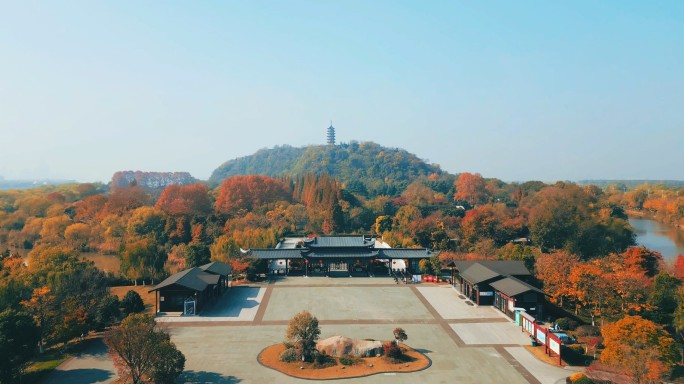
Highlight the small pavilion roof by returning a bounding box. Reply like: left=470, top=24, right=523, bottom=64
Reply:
left=454, top=260, right=531, bottom=277
left=149, top=268, right=216, bottom=293
left=459, top=264, right=501, bottom=285
left=379, top=249, right=436, bottom=259
left=200, top=261, right=232, bottom=276
left=490, top=276, right=547, bottom=297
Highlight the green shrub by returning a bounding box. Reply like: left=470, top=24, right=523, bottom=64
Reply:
left=312, top=351, right=336, bottom=369
left=121, top=290, right=145, bottom=315
left=339, top=354, right=359, bottom=366
left=555, top=317, right=578, bottom=331
left=279, top=347, right=298, bottom=363
left=573, top=377, right=594, bottom=384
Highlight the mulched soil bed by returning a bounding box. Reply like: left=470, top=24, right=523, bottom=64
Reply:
left=258, top=343, right=431, bottom=380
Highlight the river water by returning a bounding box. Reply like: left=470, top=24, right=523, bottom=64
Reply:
left=629, top=218, right=684, bottom=262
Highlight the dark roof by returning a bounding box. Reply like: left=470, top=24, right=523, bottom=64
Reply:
left=198, top=273, right=221, bottom=285
left=490, top=276, right=547, bottom=297
left=459, top=264, right=501, bottom=285
left=200, top=261, right=232, bottom=276
left=150, top=268, right=217, bottom=293
left=243, top=248, right=434, bottom=260
left=379, top=249, right=436, bottom=259
left=246, top=249, right=304, bottom=259
left=454, top=260, right=531, bottom=276
left=305, top=250, right=379, bottom=259
left=303, top=236, right=375, bottom=248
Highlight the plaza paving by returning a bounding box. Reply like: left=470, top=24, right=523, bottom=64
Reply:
left=164, top=277, right=572, bottom=384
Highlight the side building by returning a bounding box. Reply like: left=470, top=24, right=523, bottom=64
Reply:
left=454, top=260, right=547, bottom=320
left=149, top=261, right=232, bottom=316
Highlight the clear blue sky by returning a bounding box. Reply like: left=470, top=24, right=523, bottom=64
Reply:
left=1, top=1, right=682, bottom=183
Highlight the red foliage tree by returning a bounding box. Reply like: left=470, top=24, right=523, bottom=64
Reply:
left=155, top=184, right=212, bottom=216
left=104, top=187, right=152, bottom=215
left=674, top=255, right=684, bottom=279
left=215, top=176, right=291, bottom=215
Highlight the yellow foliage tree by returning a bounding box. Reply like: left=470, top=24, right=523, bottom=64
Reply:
left=601, top=315, right=678, bottom=384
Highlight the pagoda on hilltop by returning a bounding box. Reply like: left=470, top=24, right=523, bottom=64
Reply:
left=327, top=122, right=336, bottom=146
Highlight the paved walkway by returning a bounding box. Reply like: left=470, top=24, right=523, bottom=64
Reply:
left=41, top=337, right=117, bottom=384
left=163, top=277, right=571, bottom=384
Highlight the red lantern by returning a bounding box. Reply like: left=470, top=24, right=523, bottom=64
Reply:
left=356, top=259, right=360, bottom=263
left=305, top=259, right=309, bottom=264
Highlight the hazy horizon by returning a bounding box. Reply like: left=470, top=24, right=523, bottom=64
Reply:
left=2, top=1, right=682, bottom=183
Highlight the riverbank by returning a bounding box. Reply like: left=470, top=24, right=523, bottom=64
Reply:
left=625, top=209, right=684, bottom=230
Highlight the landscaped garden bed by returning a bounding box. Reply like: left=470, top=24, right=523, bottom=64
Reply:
left=258, top=342, right=430, bottom=380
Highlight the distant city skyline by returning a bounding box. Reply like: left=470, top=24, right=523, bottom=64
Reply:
left=1, top=1, right=682, bottom=183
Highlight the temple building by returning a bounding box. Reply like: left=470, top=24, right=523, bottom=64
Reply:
left=241, top=235, right=435, bottom=278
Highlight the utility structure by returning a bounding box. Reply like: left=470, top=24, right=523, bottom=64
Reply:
left=327, top=122, right=336, bottom=146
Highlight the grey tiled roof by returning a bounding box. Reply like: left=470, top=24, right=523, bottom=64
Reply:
left=246, top=249, right=305, bottom=259
left=459, top=264, right=501, bottom=284
left=454, top=260, right=531, bottom=276
left=379, top=249, right=435, bottom=259
left=200, top=261, right=232, bottom=276
left=490, top=276, right=546, bottom=297
left=150, top=268, right=214, bottom=292
left=303, top=236, right=375, bottom=248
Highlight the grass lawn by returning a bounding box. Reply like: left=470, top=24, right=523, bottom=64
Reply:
left=23, top=350, right=70, bottom=383
left=110, top=285, right=156, bottom=314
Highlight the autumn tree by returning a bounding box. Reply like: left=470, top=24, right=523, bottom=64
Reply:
left=51, top=298, right=88, bottom=349
left=601, top=316, right=678, bottom=384
left=674, top=255, right=684, bottom=279
left=453, top=172, right=490, bottom=206
left=64, top=222, right=91, bottom=251
left=0, top=309, right=39, bottom=383
left=20, top=286, right=55, bottom=353
left=215, top=175, right=291, bottom=215
left=535, top=251, right=579, bottom=307
left=156, top=183, right=212, bottom=216
left=120, top=237, right=166, bottom=281
left=285, top=310, right=321, bottom=362
left=105, top=314, right=185, bottom=384
left=104, top=186, right=152, bottom=215
left=620, top=246, right=663, bottom=278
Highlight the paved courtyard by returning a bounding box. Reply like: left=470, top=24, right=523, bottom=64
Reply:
left=164, top=277, right=572, bottom=384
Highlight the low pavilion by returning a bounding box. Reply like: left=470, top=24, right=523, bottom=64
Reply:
left=242, top=235, right=435, bottom=277
left=149, top=261, right=232, bottom=315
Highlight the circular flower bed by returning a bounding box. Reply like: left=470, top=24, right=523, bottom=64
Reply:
left=257, top=343, right=431, bottom=380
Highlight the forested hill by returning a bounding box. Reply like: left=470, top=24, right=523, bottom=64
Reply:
left=209, top=142, right=444, bottom=196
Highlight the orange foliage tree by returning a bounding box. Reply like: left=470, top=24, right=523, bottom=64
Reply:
left=535, top=251, right=579, bottom=307
left=155, top=184, right=212, bottom=216
left=601, top=315, right=678, bottom=384
left=215, top=176, right=291, bottom=215
left=20, top=286, right=56, bottom=353
left=453, top=172, right=490, bottom=206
